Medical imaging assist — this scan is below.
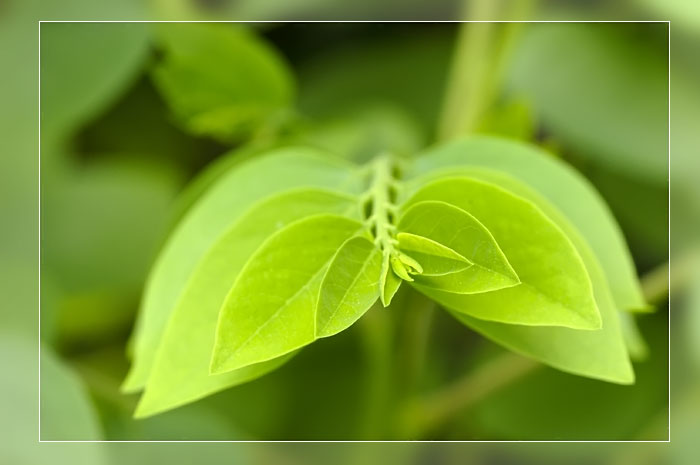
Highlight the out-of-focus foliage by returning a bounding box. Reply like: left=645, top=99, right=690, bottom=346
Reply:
left=151, top=23, right=296, bottom=143
left=40, top=22, right=150, bottom=144
left=506, top=23, right=668, bottom=182
left=40, top=347, right=103, bottom=440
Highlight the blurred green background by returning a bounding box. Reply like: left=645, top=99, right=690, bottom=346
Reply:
left=2, top=0, right=697, bottom=462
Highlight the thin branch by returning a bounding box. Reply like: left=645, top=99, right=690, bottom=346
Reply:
left=436, top=0, right=533, bottom=141
left=400, top=352, right=539, bottom=438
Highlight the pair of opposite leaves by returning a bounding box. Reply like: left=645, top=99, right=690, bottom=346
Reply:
left=126, top=137, right=644, bottom=418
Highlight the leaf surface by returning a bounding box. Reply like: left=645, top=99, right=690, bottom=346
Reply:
left=133, top=189, right=356, bottom=417
left=124, top=148, right=362, bottom=392
left=404, top=178, right=600, bottom=329
left=316, top=236, right=382, bottom=338
left=399, top=201, right=518, bottom=293
left=211, top=215, right=363, bottom=374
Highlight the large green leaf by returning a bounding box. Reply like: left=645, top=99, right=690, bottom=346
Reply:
left=398, top=200, right=518, bottom=293
left=409, top=136, right=648, bottom=312
left=435, top=167, right=652, bottom=361
left=124, top=148, right=362, bottom=393
left=151, top=23, right=295, bottom=142
left=133, top=189, right=357, bottom=418
left=429, top=173, right=634, bottom=383
left=211, top=215, right=364, bottom=374
left=404, top=177, right=601, bottom=329
left=316, top=236, right=383, bottom=338
left=40, top=22, right=149, bottom=141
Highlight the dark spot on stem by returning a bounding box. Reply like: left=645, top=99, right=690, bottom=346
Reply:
left=388, top=185, right=398, bottom=204
left=363, top=198, right=374, bottom=220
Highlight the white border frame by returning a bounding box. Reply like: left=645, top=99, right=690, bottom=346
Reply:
left=38, top=19, right=672, bottom=444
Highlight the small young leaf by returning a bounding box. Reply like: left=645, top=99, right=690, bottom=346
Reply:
left=379, top=254, right=402, bottom=307
left=405, top=178, right=601, bottom=329
left=133, top=188, right=356, bottom=417
left=211, top=215, right=363, bottom=374
left=152, top=23, right=295, bottom=142
left=124, top=148, right=362, bottom=393
left=396, top=232, right=471, bottom=276
left=316, top=236, right=382, bottom=338
left=390, top=255, right=415, bottom=282
left=398, top=200, right=519, bottom=294
left=409, top=136, right=648, bottom=312
left=396, top=252, right=423, bottom=275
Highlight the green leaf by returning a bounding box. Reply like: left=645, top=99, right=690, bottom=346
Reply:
left=124, top=148, right=362, bottom=393
left=152, top=23, right=295, bottom=142
left=396, top=232, right=471, bottom=276
left=316, top=236, right=382, bottom=338
left=40, top=22, right=149, bottom=141
left=404, top=177, right=601, bottom=329
left=398, top=200, right=518, bottom=293
left=409, top=136, right=648, bottom=312
left=211, top=215, right=364, bottom=374
left=133, top=188, right=356, bottom=418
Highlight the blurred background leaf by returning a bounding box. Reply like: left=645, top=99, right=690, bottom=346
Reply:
left=151, top=23, right=296, bottom=143
left=40, top=22, right=150, bottom=145
left=40, top=347, right=103, bottom=440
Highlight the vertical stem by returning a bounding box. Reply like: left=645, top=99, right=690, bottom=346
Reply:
left=437, top=0, right=533, bottom=140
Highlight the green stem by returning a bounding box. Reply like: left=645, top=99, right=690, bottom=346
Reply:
left=365, top=154, right=399, bottom=257
left=437, top=0, right=533, bottom=141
